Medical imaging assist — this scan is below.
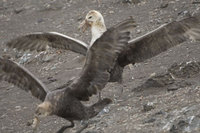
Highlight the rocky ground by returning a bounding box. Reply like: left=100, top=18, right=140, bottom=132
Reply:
left=0, top=0, right=200, bottom=133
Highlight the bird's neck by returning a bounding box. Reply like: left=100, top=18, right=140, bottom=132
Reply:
left=90, top=22, right=107, bottom=46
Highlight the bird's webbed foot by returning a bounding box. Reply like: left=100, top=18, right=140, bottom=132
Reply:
left=56, top=120, right=74, bottom=133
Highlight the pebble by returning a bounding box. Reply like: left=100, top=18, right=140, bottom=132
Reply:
left=15, top=106, right=21, bottom=111
left=143, top=102, right=155, bottom=112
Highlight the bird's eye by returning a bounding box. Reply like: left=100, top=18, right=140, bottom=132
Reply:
left=88, top=16, right=92, bottom=19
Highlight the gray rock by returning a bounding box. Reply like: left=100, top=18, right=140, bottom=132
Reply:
left=143, top=102, right=155, bottom=112
left=160, top=3, right=168, bottom=9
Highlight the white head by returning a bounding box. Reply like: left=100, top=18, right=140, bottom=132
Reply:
left=29, top=101, right=53, bottom=130
left=79, top=10, right=107, bottom=46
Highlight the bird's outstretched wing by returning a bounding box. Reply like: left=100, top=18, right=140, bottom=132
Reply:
left=68, top=18, right=136, bottom=101
left=7, top=32, right=88, bottom=55
left=0, top=58, right=48, bottom=101
left=118, top=13, right=200, bottom=66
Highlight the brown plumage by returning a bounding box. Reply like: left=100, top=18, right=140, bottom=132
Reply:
left=7, top=32, right=88, bottom=55
left=118, top=14, right=200, bottom=66
left=111, top=13, right=200, bottom=83
left=1, top=18, right=135, bottom=133
left=80, top=11, right=200, bottom=83
left=0, top=58, right=48, bottom=101
left=6, top=12, right=200, bottom=85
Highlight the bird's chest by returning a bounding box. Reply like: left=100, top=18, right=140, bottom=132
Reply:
left=58, top=98, right=85, bottom=120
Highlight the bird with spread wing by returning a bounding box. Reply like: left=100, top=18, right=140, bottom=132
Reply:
left=0, top=18, right=135, bottom=133
left=79, top=10, right=200, bottom=83
left=6, top=10, right=200, bottom=96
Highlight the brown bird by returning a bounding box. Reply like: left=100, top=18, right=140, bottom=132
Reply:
left=79, top=10, right=200, bottom=89
left=6, top=11, right=200, bottom=95
left=1, top=18, right=135, bottom=133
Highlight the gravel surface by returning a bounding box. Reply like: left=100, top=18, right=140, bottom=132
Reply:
left=0, top=0, right=200, bottom=132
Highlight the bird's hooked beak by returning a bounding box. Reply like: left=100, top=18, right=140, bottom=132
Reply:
left=79, top=19, right=91, bottom=33
left=31, top=115, right=39, bottom=130
left=29, top=101, right=53, bottom=131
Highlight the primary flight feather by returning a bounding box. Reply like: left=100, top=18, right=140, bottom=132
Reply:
left=6, top=11, right=200, bottom=84
left=79, top=10, right=200, bottom=83
left=1, top=17, right=134, bottom=133
left=6, top=10, right=200, bottom=100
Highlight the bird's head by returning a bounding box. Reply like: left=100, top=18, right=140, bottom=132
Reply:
left=29, top=102, right=53, bottom=130
left=35, top=101, right=53, bottom=118
left=79, top=10, right=105, bottom=32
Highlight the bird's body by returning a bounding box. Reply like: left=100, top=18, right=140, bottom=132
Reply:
left=1, top=18, right=135, bottom=132
left=6, top=10, right=200, bottom=98
left=0, top=57, right=112, bottom=122
left=80, top=11, right=200, bottom=83
left=41, top=88, right=107, bottom=121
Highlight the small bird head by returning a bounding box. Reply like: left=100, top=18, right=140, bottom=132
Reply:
left=79, top=10, right=105, bottom=32
left=35, top=101, right=53, bottom=118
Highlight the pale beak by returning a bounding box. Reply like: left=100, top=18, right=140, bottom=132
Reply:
left=32, top=116, right=39, bottom=129
left=26, top=115, right=39, bottom=133
left=79, top=19, right=90, bottom=33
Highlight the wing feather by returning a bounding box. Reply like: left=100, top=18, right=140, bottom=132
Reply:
left=7, top=32, right=88, bottom=55
left=118, top=13, right=200, bottom=66
left=68, top=18, right=136, bottom=101
left=0, top=58, right=48, bottom=101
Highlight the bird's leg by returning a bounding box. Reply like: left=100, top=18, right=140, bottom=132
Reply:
left=119, top=80, right=124, bottom=95
left=76, top=120, right=89, bottom=133
left=27, top=116, right=39, bottom=133
left=117, top=78, right=124, bottom=96
left=114, top=80, right=124, bottom=102
left=98, top=92, right=102, bottom=101
left=56, top=120, right=74, bottom=133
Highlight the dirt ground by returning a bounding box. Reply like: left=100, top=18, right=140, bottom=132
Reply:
left=0, top=0, right=200, bottom=133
